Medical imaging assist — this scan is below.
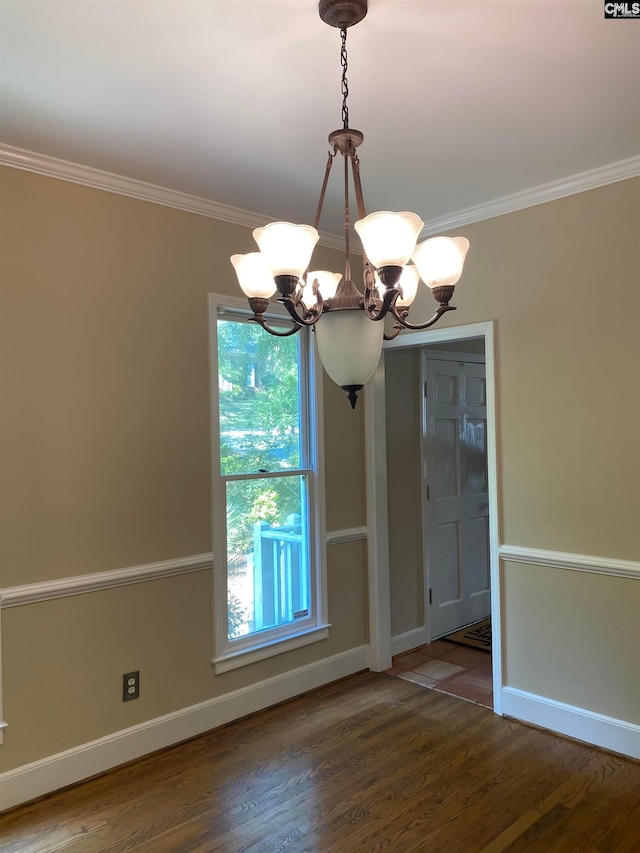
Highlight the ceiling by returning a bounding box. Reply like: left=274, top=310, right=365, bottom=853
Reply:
left=1, top=0, right=639, bottom=235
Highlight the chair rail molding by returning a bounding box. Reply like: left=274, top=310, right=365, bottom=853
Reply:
left=499, top=545, right=640, bottom=579
left=327, top=527, right=367, bottom=545
left=0, top=527, right=369, bottom=609
left=0, top=554, right=213, bottom=609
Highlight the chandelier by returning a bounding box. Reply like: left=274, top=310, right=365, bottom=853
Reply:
left=230, top=0, right=469, bottom=408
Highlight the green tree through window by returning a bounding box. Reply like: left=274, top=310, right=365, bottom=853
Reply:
left=217, top=317, right=311, bottom=642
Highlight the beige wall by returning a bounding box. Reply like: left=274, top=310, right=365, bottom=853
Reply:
left=453, top=178, right=639, bottom=560
left=403, top=177, right=639, bottom=561
left=1, top=165, right=638, bottom=776
left=0, top=167, right=368, bottom=771
left=503, top=561, right=640, bottom=723
left=384, top=348, right=424, bottom=637
left=385, top=177, right=640, bottom=720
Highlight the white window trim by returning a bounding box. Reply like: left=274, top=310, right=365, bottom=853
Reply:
left=208, top=293, right=328, bottom=674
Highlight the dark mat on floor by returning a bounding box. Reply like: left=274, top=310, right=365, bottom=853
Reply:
left=443, top=617, right=491, bottom=651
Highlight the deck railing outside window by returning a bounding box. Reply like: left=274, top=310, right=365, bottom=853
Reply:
left=253, top=514, right=307, bottom=631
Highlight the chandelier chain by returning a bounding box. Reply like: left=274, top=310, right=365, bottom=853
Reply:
left=340, top=27, right=349, bottom=129
left=232, top=1, right=469, bottom=409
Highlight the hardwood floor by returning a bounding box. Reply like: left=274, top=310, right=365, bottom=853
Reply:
left=1, top=672, right=639, bottom=852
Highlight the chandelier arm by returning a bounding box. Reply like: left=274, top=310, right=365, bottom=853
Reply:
left=349, top=143, right=376, bottom=295
left=343, top=152, right=351, bottom=268
left=314, top=150, right=336, bottom=230
left=390, top=303, right=458, bottom=331
left=248, top=315, right=302, bottom=338
left=362, top=258, right=376, bottom=292
left=383, top=323, right=404, bottom=342
left=349, top=149, right=377, bottom=287
left=278, top=295, right=324, bottom=328
left=363, top=284, right=399, bottom=321
left=350, top=150, right=366, bottom=220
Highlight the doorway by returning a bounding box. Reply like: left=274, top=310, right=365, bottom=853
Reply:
left=366, top=321, right=502, bottom=714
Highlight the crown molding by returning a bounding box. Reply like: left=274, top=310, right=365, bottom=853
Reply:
left=2, top=143, right=638, bottom=243
left=0, top=144, right=344, bottom=252
left=420, top=155, right=640, bottom=235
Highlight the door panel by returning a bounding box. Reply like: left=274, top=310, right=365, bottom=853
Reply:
left=467, top=375, right=486, bottom=406
left=435, top=419, right=459, bottom=496
left=436, top=521, right=462, bottom=602
left=465, top=515, right=490, bottom=594
left=423, top=356, right=490, bottom=638
left=434, top=371, right=457, bottom=404
left=465, top=419, right=487, bottom=493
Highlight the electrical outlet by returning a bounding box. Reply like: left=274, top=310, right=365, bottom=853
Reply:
left=123, top=670, right=140, bottom=701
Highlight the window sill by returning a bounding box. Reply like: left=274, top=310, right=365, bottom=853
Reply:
left=212, top=624, right=331, bottom=674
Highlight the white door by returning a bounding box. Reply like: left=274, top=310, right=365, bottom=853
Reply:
left=422, top=353, right=490, bottom=638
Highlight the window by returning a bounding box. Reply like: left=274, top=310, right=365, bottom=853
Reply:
left=209, top=295, right=327, bottom=672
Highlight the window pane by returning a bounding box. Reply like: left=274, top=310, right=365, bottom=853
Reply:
left=217, top=319, right=302, bottom=475
left=226, top=475, right=309, bottom=640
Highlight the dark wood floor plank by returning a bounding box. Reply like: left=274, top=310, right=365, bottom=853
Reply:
left=1, top=672, right=638, bottom=853
left=594, top=803, right=640, bottom=853
left=422, top=736, right=610, bottom=849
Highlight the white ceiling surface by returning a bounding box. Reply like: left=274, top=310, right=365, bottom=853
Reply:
left=1, top=0, right=639, bottom=234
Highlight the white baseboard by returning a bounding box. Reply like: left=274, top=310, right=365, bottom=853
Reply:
left=391, top=626, right=429, bottom=657
left=502, top=686, right=640, bottom=760
left=0, top=645, right=368, bottom=813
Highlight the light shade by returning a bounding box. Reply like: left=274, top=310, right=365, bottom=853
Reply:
left=253, top=222, right=319, bottom=278
left=412, top=236, right=470, bottom=288
left=230, top=253, right=276, bottom=299
left=315, top=309, right=384, bottom=387
left=396, top=265, right=421, bottom=307
left=354, top=211, right=425, bottom=268
left=302, top=270, right=342, bottom=306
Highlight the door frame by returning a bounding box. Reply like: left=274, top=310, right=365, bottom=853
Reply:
left=364, top=320, right=503, bottom=715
